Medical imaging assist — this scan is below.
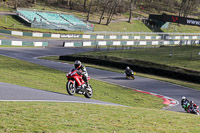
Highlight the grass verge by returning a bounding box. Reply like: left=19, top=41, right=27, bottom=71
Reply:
left=0, top=55, right=165, bottom=109
left=162, top=23, right=200, bottom=33
left=0, top=102, right=200, bottom=133
left=94, top=20, right=152, bottom=32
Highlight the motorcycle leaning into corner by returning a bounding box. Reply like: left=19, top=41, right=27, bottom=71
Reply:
left=182, top=101, right=190, bottom=112
left=66, top=69, right=93, bottom=98
left=187, top=103, right=200, bottom=115
left=124, top=66, right=135, bottom=80
left=125, top=71, right=136, bottom=80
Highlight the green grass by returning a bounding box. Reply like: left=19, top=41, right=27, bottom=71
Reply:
left=0, top=15, right=27, bottom=29
left=162, top=23, right=200, bottom=33
left=76, top=46, right=200, bottom=72
left=41, top=56, right=200, bottom=91
left=94, top=20, right=152, bottom=32
left=0, top=102, right=200, bottom=133
left=0, top=55, right=165, bottom=109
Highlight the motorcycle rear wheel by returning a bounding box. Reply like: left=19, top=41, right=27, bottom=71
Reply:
left=84, top=85, right=93, bottom=98
left=66, top=81, right=75, bottom=96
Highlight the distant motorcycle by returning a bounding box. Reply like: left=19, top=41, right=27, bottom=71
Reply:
left=66, top=69, right=93, bottom=98
left=125, top=72, right=136, bottom=80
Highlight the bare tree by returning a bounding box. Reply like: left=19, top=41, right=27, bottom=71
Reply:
left=14, top=0, right=18, bottom=9
left=183, top=0, right=198, bottom=17
left=128, top=0, right=134, bottom=23
left=3, top=0, right=8, bottom=6
left=106, top=0, right=119, bottom=25
left=179, top=0, right=187, bottom=17
left=178, top=0, right=199, bottom=17
left=98, top=0, right=112, bottom=24
left=69, top=0, right=74, bottom=10
left=86, top=0, right=93, bottom=21
left=66, top=0, right=71, bottom=6
left=83, top=0, right=87, bottom=11
left=32, top=0, right=36, bottom=4
left=94, top=0, right=100, bottom=12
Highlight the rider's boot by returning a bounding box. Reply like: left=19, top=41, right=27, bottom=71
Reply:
left=85, top=81, right=92, bottom=94
left=81, top=82, right=89, bottom=91
left=86, top=81, right=89, bottom=88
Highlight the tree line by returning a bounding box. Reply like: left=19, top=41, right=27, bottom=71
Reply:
left=1, top=0, right=200, bottom=25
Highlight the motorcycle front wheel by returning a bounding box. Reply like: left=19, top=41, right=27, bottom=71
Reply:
left=84, top=85, right=93, bottom=98
left=66, top=81, right=75, bottom=96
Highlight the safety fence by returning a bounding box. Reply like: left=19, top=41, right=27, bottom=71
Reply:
left=0, top=40, right=48, bottom=47
left=63, top=40, right=200, bottom=47
left=1, top=29, right=200, bottom=40
left=0, top=29, right=68, bottom=38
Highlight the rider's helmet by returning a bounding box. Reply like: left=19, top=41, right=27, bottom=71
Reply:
left=126, top=66, right=130, bottom=70
left=190, top=101, right=194, bottom=105
left=74, top=60, right=82, bottom=69
left=182, top=96, right=186, bottom=100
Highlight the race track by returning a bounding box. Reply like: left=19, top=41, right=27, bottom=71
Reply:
left=0, top=47, right=200, bottom=112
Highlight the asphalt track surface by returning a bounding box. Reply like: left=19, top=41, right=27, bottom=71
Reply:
left=0, top=46, right=200, bottom=112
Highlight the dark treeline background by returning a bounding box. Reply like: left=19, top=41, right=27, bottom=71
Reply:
left=1, top=0, right=200, bottom=25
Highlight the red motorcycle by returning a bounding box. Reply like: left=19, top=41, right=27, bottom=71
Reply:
left=187, top=104, right=200, bottom=115
left=66, top=69, right=93, bottom=98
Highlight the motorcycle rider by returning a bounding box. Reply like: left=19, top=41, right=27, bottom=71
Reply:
left=187, top=101, right=198, bottom=113
left=74, top=60, right=89, bottom=87
left=125, top=66, right=134, bottom=77
left=181, top=96, right=190, bottom=111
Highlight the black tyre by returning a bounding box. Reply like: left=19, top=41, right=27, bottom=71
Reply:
left=131, top=75, right=135, bottom=80
left=84, top=85, right=93, bottom=98
left=66, top=81, right=75, bottom=96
